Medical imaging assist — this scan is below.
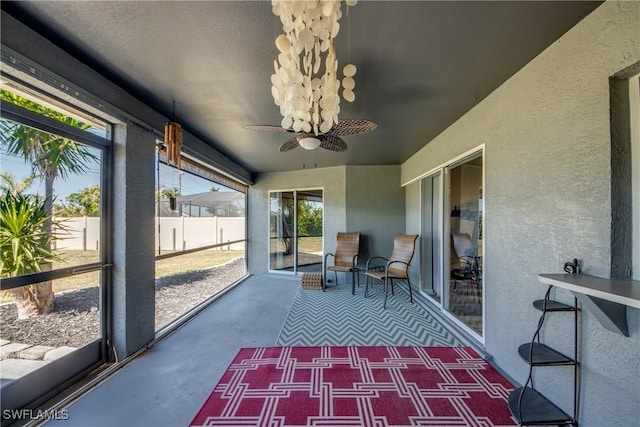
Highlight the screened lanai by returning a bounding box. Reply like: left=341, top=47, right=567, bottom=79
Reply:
left=1, top=2, right=639, bottom=427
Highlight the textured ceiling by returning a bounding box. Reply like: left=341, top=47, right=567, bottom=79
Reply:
left=4, top=1, right=601, bottom=174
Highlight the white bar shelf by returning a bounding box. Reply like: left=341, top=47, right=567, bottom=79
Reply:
left=538, top=273, right=640, bottom=336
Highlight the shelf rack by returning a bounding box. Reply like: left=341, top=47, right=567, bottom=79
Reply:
left=508, top=285, right=579, bottom=426
left=538, top=273, right=640, bottom=336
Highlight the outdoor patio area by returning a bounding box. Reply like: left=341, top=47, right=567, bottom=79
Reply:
left=41, top=273, right=486, bottom=427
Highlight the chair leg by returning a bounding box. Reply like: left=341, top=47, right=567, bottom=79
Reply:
left=351, top=270, right=356, bottom=295
left=473, top=279, right=481, bottom=302
left=407, top=279, right=413, bottom=303
left=383, top=277, right=389, bottom=309
left=322, top=265, right=326, bottom=291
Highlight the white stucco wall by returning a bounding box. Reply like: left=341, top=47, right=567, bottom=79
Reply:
left=401, top=2, right=640, bottom=426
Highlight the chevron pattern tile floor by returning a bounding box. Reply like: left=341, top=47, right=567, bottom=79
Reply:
left=276, top=281, right=461, bottom=347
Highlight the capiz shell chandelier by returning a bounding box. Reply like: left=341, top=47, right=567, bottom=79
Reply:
left=271, top=0, right=358, bottom=135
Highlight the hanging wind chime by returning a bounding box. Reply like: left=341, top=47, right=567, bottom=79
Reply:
left=164, top=100, right=182, bottom=169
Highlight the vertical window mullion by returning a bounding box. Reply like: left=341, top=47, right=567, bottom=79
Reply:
left=631, top=75, right=640, bottom=280
left=293, top=190, right=298, bottom=275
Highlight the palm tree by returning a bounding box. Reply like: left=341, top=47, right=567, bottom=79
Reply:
left=0, top=89, right=97, bottom=316
left=0, top=190, right=60, bottom=318
left=0, top=173, right=36, bottom=195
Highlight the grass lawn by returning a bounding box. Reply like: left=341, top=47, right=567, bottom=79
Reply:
left=2, top=249, right=245, bottom=303
left=297, top=236, right=323, bottom=253
left=270, top=236, right=323, bottom=254
left=155, top=249, right=244, bottom=277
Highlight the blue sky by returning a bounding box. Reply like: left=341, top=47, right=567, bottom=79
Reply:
left=1, top=147, right=228, bottom=202
left=0, top=89, right=233, bottom=201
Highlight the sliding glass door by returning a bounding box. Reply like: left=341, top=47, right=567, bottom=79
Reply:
left=421, top=171, right=443, bottom=303
left=270, top=191, right=295, bottom=271
left=420, top=151, right=483, bottom=338
left=447, top=154, right=483, bottom=335
left=269, top=189, right=323, bottom=274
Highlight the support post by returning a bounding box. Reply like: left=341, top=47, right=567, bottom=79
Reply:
left=111, top=123, right=156, bottom=360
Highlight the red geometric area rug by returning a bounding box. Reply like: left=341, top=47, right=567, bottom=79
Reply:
left=190, top=346, right=517, bottom=427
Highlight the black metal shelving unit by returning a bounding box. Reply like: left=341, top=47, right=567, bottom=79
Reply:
left=508, top=285, right=579, bottom=426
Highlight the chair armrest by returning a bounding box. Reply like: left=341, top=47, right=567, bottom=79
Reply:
left=352, top=254, right=360, bottom=268
left=366, top=256, right=388, bottom=271
left=386, top=260, right=410, bottom=276
left=458, top=255, right=480, bottom=272
left=324, top=252, right=335, bottom=265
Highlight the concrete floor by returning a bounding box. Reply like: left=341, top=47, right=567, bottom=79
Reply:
left=44, top=273, right=300, bottom=427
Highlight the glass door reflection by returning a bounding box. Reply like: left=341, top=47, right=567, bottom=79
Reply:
left=270, top=191, right=295, bottom=271
left=446, top=155, right=483, bottom=335
left=269, top=189, right=323, bottom=273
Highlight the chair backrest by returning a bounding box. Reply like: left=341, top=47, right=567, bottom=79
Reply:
left=334, top=232, right=360, bottom=267
left=451, top=232, right=473, bottom=258
left=388, top=234, right=418, bottom=278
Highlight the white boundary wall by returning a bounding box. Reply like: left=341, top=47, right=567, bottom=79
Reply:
left=54, top=216, right=245, bottom=251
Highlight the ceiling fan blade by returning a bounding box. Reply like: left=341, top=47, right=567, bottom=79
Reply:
left=320, top=135, right=347, bottom=152
left=328, top=119, right=377, bottom=136
left=280, top=137, right=300, bottom=152
left=244, top=124, right=290, bottom=132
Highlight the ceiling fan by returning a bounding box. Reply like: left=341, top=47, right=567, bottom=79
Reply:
left=245, top=118, right=377, bottom=152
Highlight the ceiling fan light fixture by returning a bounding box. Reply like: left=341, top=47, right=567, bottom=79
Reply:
left=298, top=136, right=322, bottom=150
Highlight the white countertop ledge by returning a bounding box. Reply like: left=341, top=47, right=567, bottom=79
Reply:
left=538, top=274, right=640, bottom=309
